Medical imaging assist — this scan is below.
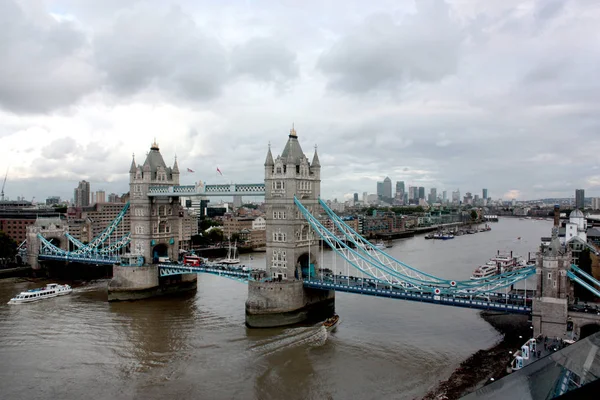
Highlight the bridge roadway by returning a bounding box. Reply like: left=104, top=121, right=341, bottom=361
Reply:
left=158, top=264, right=532, bottom=314
left=38, top=253, right=118, bottom=265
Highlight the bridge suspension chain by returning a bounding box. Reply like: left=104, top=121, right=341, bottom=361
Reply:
left=295, top=197, right=535, bottom=296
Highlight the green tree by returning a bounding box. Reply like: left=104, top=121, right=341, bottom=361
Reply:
left=470, top=210, right=478, bottom=221
left=207, top=229, right=223, bottom=243
left=200, top=218, right=222, bottom=232
left=0, top=231, right=17, bottom=259
left=575, top=248, right=594, bottom=302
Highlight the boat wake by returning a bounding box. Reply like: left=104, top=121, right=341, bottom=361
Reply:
left=249, top=326, right=328, bottom=357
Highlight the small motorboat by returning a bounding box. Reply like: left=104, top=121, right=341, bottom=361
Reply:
left=323, top=314, right=340, bottom=332
left=8, top=283, right=72, bottom=304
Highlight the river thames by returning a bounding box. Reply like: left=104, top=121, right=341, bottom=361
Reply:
left=0, top=218, right=551, bottom=399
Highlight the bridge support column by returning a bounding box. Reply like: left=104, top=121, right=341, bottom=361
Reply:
left=245, top=280, right=334, bottom=328
left=108, top=265, right=197, bottom=301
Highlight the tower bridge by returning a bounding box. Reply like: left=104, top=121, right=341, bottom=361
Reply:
left=22, top=129, right=600, bottom=337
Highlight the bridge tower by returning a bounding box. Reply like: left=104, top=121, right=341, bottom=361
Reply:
left=532, top=205, right=573, bottom=338
left=108, top=140, right=196, bottom=301
left=26, top=217, right=69, bottom=269
left=128, top=140, right=181, bottom=263
left=245, top=126, right=334, bottom=327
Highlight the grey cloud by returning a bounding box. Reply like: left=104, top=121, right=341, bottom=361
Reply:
left=93, top=5, right=228, bottom=100
left=0, top=0, right=97, bottom=113
left=43, top=138, right=80, bottom=160
left=317, top=1, right=463, bottom=94
left=231, top=38, right=299, bottom=83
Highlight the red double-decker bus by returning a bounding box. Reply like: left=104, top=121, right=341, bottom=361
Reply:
left=183, top=255, right=204, bottom=267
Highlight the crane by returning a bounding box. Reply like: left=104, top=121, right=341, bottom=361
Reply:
left=0, top=167, right=7, bottom=202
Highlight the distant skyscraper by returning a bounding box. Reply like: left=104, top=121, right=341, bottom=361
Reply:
left=362, top=192, right=368, bottom=204
left=383, top=177, right=392, bottom=199
left=575, top=189, right=585, bottom=209
left=592, top=197, right=600, bottom=210
left=96, top=190, right=106, bottom=203
left=418, top=187, right=425, bottom=200
left=108, top=193, right=120, bottom=203
left=377, top=182, right=384, bottom=198
left=409, top=186, right=418, bottom=203
left=482, top=188, right=488, bottom=200
left=74, top=180, right=90, bottom=207
left=353, top=193, right=359, bottom=202
left=396, top=181, right=405, bottom=196
left=442, top=190, right=447, bottom=203
left=452, top=189, right=460, bottom=204
left=429, top=188, right=437, bottom=204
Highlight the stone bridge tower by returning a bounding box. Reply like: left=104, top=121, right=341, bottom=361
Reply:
left=532, top=205, right=573, bottom=338
left=128, top=140, right=181, bottom=264
left=245, top=127, right=334, bottom=327
left=263, top=125, right=321, bottom=280
left=108, top=140, right=196, bottom=301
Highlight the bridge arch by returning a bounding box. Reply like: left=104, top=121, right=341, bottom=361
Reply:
left=152, top=243, right=169, bottom=263
left=295, top=252, right=318, bottom=280
left=579, top=323, right=600, bottom=340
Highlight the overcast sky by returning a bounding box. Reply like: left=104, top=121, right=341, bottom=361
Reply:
left=1, top=0, right=599, bottom=203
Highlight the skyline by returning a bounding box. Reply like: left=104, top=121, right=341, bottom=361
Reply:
left=2, top=0, right=600, bottom=202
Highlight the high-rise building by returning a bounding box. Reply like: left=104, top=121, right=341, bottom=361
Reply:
left=429, top=188, right=437, bottom=204
left=452, top=189, right=460, bottom=204
left=442, top=190, right=447, bottom=203
left=575, top=189, right=585, bottom=209
left=482, top=188, right=488, bottom=200
left=395, top=181, right=405, bottom=196
left=353, top=193, right=359, bottom=202
left=383, top=177, right=392, bottom=199
left=592, top=197, right=600, bottom=210
left=418, top=187, right=425, bottom=200
left=409, top=186, right=418, bottom=203
left=96, top=190, right=106, bottom=203
left=377, top=182, right=384, bottom=198
left=108, top=193, right=121, bottom=203
left=73, top=180, right=90, bottom=207
left=362, top=192, right=368, bottom=204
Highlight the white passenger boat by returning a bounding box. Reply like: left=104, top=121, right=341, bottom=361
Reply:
left=7, top=283, right=72, bottom=304
left=470, top=264, right=499, bottom=280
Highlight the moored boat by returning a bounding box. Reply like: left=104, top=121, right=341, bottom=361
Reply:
left=221, top=240, right=240, bottom=264
left=8, top=283, right=72, bottom=304
left=323, top=314, right=340, bottom=331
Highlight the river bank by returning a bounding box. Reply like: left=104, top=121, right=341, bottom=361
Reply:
left=423, top=312, right=531, bottom=400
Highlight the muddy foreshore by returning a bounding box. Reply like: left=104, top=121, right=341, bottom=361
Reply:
left=422, top=312, right=531, bottom=400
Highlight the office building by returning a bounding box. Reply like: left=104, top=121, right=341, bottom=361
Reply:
left=45, top=196, right=61, bottom=206
left=429, top=188, right=437, bottom=204
left=591, top=197, right=600, bottom=210
left=73, top=180, right=90, bottom=207
left=96, top=190, right=106, bottom=204
left=353, top=193, right=359, bottom=203
left=377, top=182, right=384, bottom=198
left=383, top=177, right=392, bottom=199
left=575, top=189, right=585, bottom=210
left=442, top=191, right=447, bottom=203
left=418, top=187, right=425, bottom=200
left=396, top=181, right=405, bottom=196
left=482, top=188, right=488, bottom=200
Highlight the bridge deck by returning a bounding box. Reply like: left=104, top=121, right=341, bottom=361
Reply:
left=158, top=264, right=531, bottom=314
left=304, top=278, right=531, bottom=314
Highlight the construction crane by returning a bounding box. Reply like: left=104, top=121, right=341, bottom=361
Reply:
left=0, top=167, right=7, bottom=202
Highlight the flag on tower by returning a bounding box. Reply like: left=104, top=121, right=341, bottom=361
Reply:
left=216, top=167, right=223, bottom=176
left=187, top=168, right=194, bottom=173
